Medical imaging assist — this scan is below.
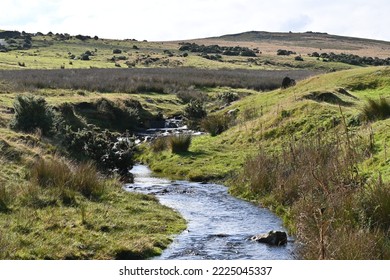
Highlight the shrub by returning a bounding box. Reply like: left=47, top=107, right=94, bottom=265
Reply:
left=113, top=49, right=122, bottom=54
left=169, top=134, right=191, bottom=154
left=281, top=76, right=296, bottom=89
left=11, top=94, right=54, bottom=136
left=277, top=49, right=296, bottom=56
left=80, top=53, right=90, bottom=60
left=218, top=92, right=239, bottom=104
left=362, top=97, right=390, bottom=121
left=201, top=114, right=230, bottom=136
left=60, top=126, right=136, bottom=180
left=184, top=100, right=207, bottom=129
left=184, top=100, right=207, bottom=120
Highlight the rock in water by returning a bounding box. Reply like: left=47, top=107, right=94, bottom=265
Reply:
left=251, top=230, right=287, bottom=246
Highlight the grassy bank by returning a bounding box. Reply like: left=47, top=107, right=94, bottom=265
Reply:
left=141, top=67, right=390, bottom=259
left=0, top=130, right=186, bottom=259
left=0, top=85, right=187, bottom=259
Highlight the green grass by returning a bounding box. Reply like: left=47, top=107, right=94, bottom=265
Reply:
left=0, top=153, right=186, bottom=259
left=0, top=184, right=186, bottom=259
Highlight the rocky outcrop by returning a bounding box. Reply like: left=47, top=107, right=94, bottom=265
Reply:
left=251, top=230, right=287, bottom=246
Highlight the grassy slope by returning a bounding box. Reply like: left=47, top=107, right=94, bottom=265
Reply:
left=0, top=127, right=186, bottom=259
left=142, top=67, right=390, bottom=183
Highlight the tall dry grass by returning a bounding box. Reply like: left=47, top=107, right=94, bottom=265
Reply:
left=0, top=68, right=318, bottom=93
left=362, top=97, right=390, bottom=121
left=29, top=157, right=105, bottom=203
left=233, top=128, right=390, bottom=259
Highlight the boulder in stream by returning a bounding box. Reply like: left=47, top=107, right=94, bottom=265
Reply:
left=251, top=230, right=287, bottom=246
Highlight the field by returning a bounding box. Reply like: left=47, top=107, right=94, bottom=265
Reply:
left=1, top=29, right=390, bottom=259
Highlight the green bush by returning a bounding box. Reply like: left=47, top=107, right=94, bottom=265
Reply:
left=11, top=94, right=54, bottom=136
left=60, top=126, right=135, bottom=180
left=218, top=92, right=239, bottom=104
left=169, top=134, right=192, bottom=154
left=184, top=100, right=207, bottom=129
left=362, top=97, right=390, bottom=121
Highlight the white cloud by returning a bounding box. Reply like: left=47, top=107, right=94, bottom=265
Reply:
left=1, top=0, right=390, bottom=41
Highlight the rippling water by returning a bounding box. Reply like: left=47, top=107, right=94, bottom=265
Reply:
left=125, top=165, right=296, bottom=260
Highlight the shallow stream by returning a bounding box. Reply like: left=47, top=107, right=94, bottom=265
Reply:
left=125, top=165, right=295, bottom=260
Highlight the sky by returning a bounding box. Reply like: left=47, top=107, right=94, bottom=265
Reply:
left=1, top=0, right=390, bottom=42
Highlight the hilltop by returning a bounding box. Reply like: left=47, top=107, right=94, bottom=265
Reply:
left=200, top=31, right=390, bottom=58
left=1, top=29, right=390, bottom=71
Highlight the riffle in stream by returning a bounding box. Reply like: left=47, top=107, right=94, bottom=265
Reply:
left=125, top=165, right=296, bottom=260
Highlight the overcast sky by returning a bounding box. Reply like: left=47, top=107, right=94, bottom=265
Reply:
left=1, top=0, right=389, bottom=41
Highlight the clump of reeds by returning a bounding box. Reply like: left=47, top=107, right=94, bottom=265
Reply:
left=168, top=134, right=192, bottom=154
left=29, top=157, right=105, bottom=203
left=362, top=97, right=390, bottom=121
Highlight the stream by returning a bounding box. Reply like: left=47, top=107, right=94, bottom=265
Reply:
left=125, top=165, right=296, bottom=260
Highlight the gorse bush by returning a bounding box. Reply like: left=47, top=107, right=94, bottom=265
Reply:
left=218, top=92, right=239, bottom=104
left=60, top=126, right=135, bottom=180
left=184, top=100, right=207, bottom=129
left=11, top=94, right=54, bottom=136
left=362, top=97, right=390, bottom=121
left=169, top=134, right=192, bottom=154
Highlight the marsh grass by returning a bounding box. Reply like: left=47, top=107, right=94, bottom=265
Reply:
left=0, top=182, right=13, bottom=213
left=169, top=134, right=192, bottom=154
left=150, top=137, right=168, bottom=153
left=201, top=114, right=231, bottom=136
left=0, top=68, right=317, bottom=93
left=360, top=177, right=390, bottom=232
left=362, top=97, right=390, bottom=121
left=29, top=157, right=105, bottom=203
left=233, top=128, right=390, bottom=259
